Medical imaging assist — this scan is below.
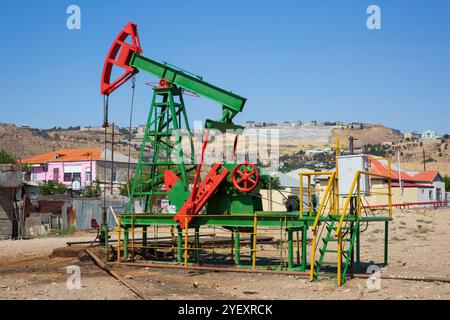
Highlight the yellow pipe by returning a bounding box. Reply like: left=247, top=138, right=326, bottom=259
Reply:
left=252, top=212, right=258, bottom=270
left=184, top=215, right=189, bottom=266
left=308, top=176, right=312, bottom=216
left=388, top=158, right=393, bottom=218
left=357, top=176, right=361, bottom=219
left=336, top=171, right=360, bottom=236
left=309, top=171, right=336, bottom=281
left=337, top=235, right=342, bottom=286
left=312, top=172, right=336, bottom=231
left=299, top=173, right=303, bottom=218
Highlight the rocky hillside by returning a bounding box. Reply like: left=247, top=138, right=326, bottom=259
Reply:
left=0, top=123, right=134, bottom=160
left=330, top=124, right=402, bottom=147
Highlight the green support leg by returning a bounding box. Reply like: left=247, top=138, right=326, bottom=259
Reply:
left=142, top=226, right=147, bottom=250
left=103, top=224, right=109, bottom=262
left=124, top=228, right=129, bottom=259
left=287, top=230, right=294, bottom=270
left=384, top=221, right=389, bottom=266
left=301, top=225, right=307, bottom=271
left=194, top=227, right=200, bottom=263
left=177, top=227, right=183, bottom=263
left=234, top=230, right=240, bottom=266
left=356, top=223, right=361, bottom=273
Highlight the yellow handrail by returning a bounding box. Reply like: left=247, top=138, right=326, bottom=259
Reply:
left=336, top=171, right=360, bottom=236
left=309, top=171, right=336, bottom=281
left=299, top=171, right=335, bottom=218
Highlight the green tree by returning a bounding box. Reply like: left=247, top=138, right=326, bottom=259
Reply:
left=443, top=175, right=450, bottom=192
left=0, top=150, right=17, bottom=164
left=83, top=179, right=102, bottom=197
left=38, top=180, right=68, bottom=196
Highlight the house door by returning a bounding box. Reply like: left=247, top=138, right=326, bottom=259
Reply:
left=436, top=188, right=442, bottom=201
left=53, top=168, right=59, bottom=182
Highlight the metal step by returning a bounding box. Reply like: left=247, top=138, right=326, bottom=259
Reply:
left=319, top=248, right=338, bottom=254
left=327, top=225, right=351, bottom=231
left=323, top=238, right=351, bottom=242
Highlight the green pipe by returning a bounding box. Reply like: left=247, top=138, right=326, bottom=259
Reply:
left=301, top=225, right=307, bottom=271
left=356, top=223, right=361, bottom=273
left=287, top=230, right=294, bottom=270
left=177, top=227, right=183, bottom=263
left=384, top=221, right=389, bottom=266
left=124, top=229, right=129, bottom=259
left=142, top=226, right=147, bottom=249
left=234, top=231, right=241, bottom=266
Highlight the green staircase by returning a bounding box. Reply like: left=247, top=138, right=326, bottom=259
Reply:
left=312, top=219, right=360, bottom=284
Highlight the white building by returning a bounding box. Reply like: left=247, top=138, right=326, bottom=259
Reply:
left=421, top=130, right=437, bottom=140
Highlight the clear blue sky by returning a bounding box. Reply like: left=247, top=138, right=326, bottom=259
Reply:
left=0, top=0, right=449, bottom=133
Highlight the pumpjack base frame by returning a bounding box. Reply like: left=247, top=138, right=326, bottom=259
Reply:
left=116, top=212, right=391, bottom=278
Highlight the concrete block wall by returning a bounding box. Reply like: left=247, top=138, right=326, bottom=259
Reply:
left=0, top=188, right=14, bottom=240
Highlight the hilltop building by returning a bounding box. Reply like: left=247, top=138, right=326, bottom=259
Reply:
left=421, top=130, right=437, bottom=140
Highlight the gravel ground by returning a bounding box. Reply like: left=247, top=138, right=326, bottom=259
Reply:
left=1, top=207, right=450, bottom=300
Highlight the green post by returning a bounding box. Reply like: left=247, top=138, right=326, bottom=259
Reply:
left=356, top=223, right=361, bottom=273
left=384, top=221, right=389, bottom=266
left=124, top=228, right=129, bottom=259
left=234, top=230, right=240, bottom=266
left=287, top=229, right=294, bottom=270
left=194, top=227, right=200, bottom=263
left=142, top=226, right=147, bottom=250
left=301, top=225, right=307, bottom=271
left=177, top=226, right=183, bottom=263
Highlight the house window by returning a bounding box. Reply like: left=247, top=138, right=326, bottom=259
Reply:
left=112, top=172, right=118, bottom=182
left=429, top=190, right=433, bottom=200
left=64, top=172, right=82, bottom=182
left=32, top=173, right=38, bottom=181
left=86, top=168, right=92, bottom=182
left=53, top=168, right=59, bottom=182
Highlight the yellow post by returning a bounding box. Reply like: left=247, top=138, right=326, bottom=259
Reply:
left=117, top=215, right=121, bottom=262
left=357, top=176, right=361, bottom=219
left=252, top=212, right=257, bottom=270
left=308, top=175, right=312, bottom=216
left=336, top=171, right=360, bottom=236
left=335, top=138, right=340, bottom=214
left=299, top=173, right=303, bottom=217
left=337, top=235, right=342, bottom=286
left=309, top=172, right=336, bottom=281
left=309, top=237, right=317, bottom=281
left=184, top=215, right=189, bottom=266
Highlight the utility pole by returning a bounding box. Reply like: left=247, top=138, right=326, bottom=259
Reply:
left=348, top=136, right=358, bottom=155
left=423, top=149, right=426, bottom=171
left=398, top=150, right=403, bottom=199
left=111, top=123, right=115, bottom=195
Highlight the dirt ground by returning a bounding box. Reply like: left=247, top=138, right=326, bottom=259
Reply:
left=1, top=207, right=450, bottom=300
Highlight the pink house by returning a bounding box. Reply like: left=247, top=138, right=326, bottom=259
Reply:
left=22, top=148, right=100, bottom=188
left=21, top=148, right=137, bottom=193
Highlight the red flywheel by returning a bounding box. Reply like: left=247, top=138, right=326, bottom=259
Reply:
left=232, top=162, right=259, bottom=192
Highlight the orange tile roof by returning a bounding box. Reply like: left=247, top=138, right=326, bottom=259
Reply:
left=369, top=158, right=413, bottom=181
left=370, top=158, right=439, bottom=183
left=409, top=171, right=439, bottom=182
left=21, top=148, right=102, bottom=164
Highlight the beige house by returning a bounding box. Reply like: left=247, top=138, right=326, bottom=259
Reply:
left=313, top=158, right=446, bottom=209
